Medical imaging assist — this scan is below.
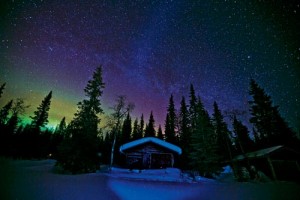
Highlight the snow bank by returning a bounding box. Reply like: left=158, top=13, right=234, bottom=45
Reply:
left=109, top=167, right=184, bottom=182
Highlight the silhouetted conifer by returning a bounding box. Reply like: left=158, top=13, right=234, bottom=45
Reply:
left=30, top=91, right=52, bottom=130
left=249, top=79, right=297, bottom=148
left=57, top=66, right=105, bottom=174
left=212, top=101, right=233, bottom=162
left=145, top=111, right=155, bottom=137
left=233, top=115, right=254, bottom=154
left=121, top=113, right=132, bottom=144
left=139, top=114, right=144, bottom=137
left=0, top=100, right=13, bottom=126
left=190, top=95, right=221, bottom=177
left=0, top=100, right=13, bottom=156
left=51, top=117, right=67, bottom=158
left=0, top=83, right=6, bottom=99
left=131, top=118, right=140, bottom=140
left=178, top=96, right=191, bottom=169
left=164, top=94, right=177, bottom=144
left=157, top=125, right=164, bottom=140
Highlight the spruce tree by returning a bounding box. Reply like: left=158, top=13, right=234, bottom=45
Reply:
left=0, top=100, right=13, bottom=156
left=55, top=117, right=67, bottom=135
left=30, top=91, right=52, bottom=130
left=1, top=98, right=28, bottom=157
left=164, top=114, right=171, bottom=139
left=178, top=96, right=191, bottom=169
left=212, top=101, right=233, bottom=162
left=57, top=66, right=105, bottom=174
left=139, top=114, right=144, bottom=137
left=0, top=83, right=6, bottom=99
left=249, top=79, right=296, bottom=147
left=157, top=124, right=164, bottom=140
left=145, top=111, right=155, bottom=137
left=190, top=96, right=221, bottom=176
left=189, top=84, right=197, bottom=129
left=233, top=115, right=254, bottom=154
left=11, top=98, right=28, bottom=116
left=164, top=94, right=177, bottom=144
left=131, top=118, right=140, bottom=140
left=0, top=100, right=13, bottom=126
left=121, top=113, right=132, bottom=144
left=7, top=98, right=29, bottom=135
left=52, top=117, right=67, bottom=158
left=6, top=113, right=19, bottom=142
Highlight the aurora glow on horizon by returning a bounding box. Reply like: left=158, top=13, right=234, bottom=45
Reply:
left=0, top=0, right=299, bottom=133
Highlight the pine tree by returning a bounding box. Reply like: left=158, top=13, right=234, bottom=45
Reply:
left=30, top=91, right=52, bottom=130
left=178, top=96, right=191, bottom=169
left=11, top=98, right=29, bottom=116
left=164, top=94, right=177, bottom=144
left=190, top=96, right=221, bottom=177
left=121, top=113, right=132, bottom=144
left=57, top=66, right=105, bottom=174
left=145, top=111, right=155, bottom=137
left=252, top=128, right=261, bottom=148
left=139, top=114, right=145, bottom=137
left=131, top=118, right=140, bottom=140
left=6, top=98, right=29, bottom=135
left=0, top=98, right=28, bottom=157
left=233, top=115, right=254, bottom=154
left=6, top=113, right=19, bottom=135
left=157, top=124, right=164, bottom=140
left=0, top=83, right=6, bottom=99
left=0, top=100, right=13, bottom=156
left=164, top=114, right=171, bottom=139
left=52, top=117, right=67, bottom=158
left=0, top=100, right=13, bottom=126
left=249, top=79, right=296, bottom=147
left=212, top=102, right=233, bottom=162
left=55, top=117, right=67, bottom=135
left=189, top=84, right=197, bottom=129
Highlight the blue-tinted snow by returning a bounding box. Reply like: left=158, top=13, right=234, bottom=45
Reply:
left=2, top=159, right=300, bottom=200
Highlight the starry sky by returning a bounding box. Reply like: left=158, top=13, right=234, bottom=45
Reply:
left=0, top=0, right=299, bottom=133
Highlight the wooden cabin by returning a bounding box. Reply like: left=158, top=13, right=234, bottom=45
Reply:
left=119, top=137, right=182, bottom=169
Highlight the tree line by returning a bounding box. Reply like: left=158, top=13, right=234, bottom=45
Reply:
left=0, top=66, right=299, bottom=175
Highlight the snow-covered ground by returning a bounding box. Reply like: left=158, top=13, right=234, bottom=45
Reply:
left=1, top=159, right=300, bottom=200
left=108, top=167, right=188, bottom=182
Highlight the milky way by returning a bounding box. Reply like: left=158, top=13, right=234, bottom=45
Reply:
left=0, top=0, right=299, bottom=132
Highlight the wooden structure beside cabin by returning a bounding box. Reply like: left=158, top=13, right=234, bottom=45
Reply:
left=232, top=145, right=300, bottom=182
left=119, top=137, right=182, bottom=169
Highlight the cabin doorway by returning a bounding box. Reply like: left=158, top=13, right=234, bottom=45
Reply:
left=150, top=153, right=173, bottom=169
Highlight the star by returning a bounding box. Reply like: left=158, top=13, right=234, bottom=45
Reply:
left=0, top=0, right=299, bottom=133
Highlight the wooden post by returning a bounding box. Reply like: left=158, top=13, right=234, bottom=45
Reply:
left=267, top=156, right=277, bottom=181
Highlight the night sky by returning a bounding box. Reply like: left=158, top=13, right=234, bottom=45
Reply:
left=0, top=0, right=299, bottom=133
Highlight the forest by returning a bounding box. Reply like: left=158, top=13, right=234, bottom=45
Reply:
left=0, top=66, right=299, bottom=177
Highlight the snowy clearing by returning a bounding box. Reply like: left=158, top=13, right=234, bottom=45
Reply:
left=1, top=159, right=300, bottom=200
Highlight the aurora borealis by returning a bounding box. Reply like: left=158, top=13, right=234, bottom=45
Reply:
left=0, top=0, right=299, bottom=132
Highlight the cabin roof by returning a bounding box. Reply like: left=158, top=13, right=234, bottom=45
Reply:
left=232, top=145, right=299, bottom=161
left=119, top=137, right=182, bottom=155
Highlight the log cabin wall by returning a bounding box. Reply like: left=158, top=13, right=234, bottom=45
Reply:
left=123, top=143, right=176, bottom=169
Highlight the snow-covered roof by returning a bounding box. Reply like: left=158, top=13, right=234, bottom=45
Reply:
left=120, top=137, right=182, bottom=155
left=233, top=145, right=284, bottom=161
